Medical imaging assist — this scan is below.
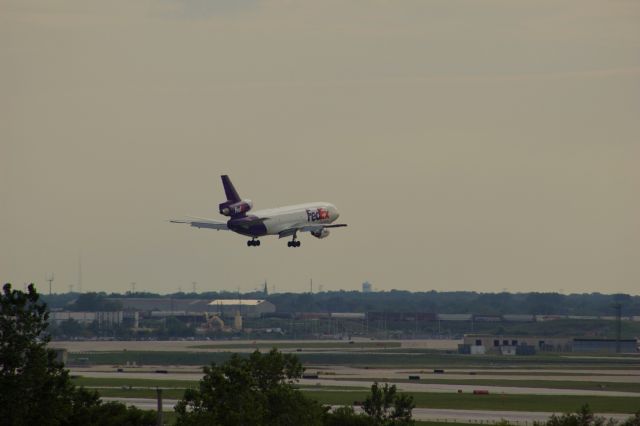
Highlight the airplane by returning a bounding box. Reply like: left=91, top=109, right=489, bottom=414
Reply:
left=171, top=175, right=347, bottom=247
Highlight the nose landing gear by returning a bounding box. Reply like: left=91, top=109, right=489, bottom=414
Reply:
left=247, top=239, right=261, bottom=247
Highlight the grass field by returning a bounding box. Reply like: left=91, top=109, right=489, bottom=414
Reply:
left=73, top=376, right=367, bottom=392
left=72, top=376, right=198, bottom=388
left=303, top=392, right=640, bottom=414
left=330, top=377, right=640, bottom=393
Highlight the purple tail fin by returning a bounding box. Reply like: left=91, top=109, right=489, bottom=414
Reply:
left=221, top=175, right=241, bottom=203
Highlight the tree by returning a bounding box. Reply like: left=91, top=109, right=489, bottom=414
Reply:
left=546, top=405, right=613, bottom=426
left=64, top=388, right=155, bottom=426
left=68, top=293, right=121, bottom=312
left=620, top=412, right=640, bottom=426
left=0, top=283, right=154, bottom=426
left=363, top=382, right=415, bottom=425
left=324, top=406, right=372, bottom=426
left=60, top=318, right=85, bottom=337
left=175, top=348, right=326, bottom=426
left=1, top=283, right=76, bottom=425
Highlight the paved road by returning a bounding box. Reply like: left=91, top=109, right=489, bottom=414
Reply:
left=309, top=365, right=640, bottom=383
left=102, top=398, right=632, bottom=424
left=73, top=370, right=640, bottom=397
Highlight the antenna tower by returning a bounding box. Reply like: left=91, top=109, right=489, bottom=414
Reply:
left=77, top=254, right=83, bottom=293
left=46, top=273, right=54, bottom=295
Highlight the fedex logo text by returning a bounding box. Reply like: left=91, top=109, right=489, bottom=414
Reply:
left=306, top=208, right=330, bottom=222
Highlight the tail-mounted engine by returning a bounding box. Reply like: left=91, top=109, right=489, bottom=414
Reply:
left=219, top=199, right=253, bottom=217
left=311, top=228, right=330, bottom=239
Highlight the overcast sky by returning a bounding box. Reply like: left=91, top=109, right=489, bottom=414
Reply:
left=2, top=0, right=639, bottom=295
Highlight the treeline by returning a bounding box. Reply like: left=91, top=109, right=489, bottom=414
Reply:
left=41, top=289, right=640, bottom=316
left=267, top=291, right=640, bottom=316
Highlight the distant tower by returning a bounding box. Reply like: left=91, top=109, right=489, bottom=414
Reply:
left=362, top=281, right=373, bottom=293
left=263, top=280, right=268, bottom=297
left=192, top=282, right=197, bottom=294
left=46, top=273, right=54, bottom=296
left=77, top=254, right=83, bottom=293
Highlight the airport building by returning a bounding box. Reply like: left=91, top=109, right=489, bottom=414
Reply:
left=461, top=334, right=572, bottom=354
left=106, top=297, right=276, bottom=318
left=49, top=311, right=123, bottom=328
left=208, top=299, right=276, bottom=318
left=572, top=338, right=638, bottom=354
left=108, top=297, right=213, bottom=312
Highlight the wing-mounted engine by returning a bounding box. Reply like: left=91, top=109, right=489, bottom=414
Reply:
left=219, top=199, right=253, bottom=217
left=311, top=228, right=330, bottom=239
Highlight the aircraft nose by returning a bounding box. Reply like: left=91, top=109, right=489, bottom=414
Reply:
left=331, top=205, right=340, bottom=220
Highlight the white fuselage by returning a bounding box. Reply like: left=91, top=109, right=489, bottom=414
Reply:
left=254, top=202, right=339, bottom=235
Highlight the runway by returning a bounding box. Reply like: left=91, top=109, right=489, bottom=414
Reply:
left=73, top=370, right=640, bottom=397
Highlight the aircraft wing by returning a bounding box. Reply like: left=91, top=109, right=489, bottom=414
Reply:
left=170, top=216, right=228, bottom=230
left=278, top=223, right=347, bottom=238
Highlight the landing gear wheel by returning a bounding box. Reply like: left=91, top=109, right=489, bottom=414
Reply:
left=287, top=241, right=292, bottom=247
left=295, top=241, right=301, bottom=247
left=248, top=239, right=260, bottom=247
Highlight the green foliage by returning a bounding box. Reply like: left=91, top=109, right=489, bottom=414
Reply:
left=60, top=318, right=86, bottom=337
left=68, top=292, right=122, bottom=312
left=363, top=382, right=415, bottom=425
left=160, top=316, right=195, bottom=337
left=620, top=412, right=640, bottom=426
left=0, top=283, right=154, bottom=426
left=542, top=405, right=639, bottom=426
left=545, top=405, right=607, bottom=426
left=175, top=348, right=326, bottom=426
left=324, top=406, right=372, bottom=426
left=1, top=283, right=76, bottom=425
left=64, top=387, right=156, bottom=426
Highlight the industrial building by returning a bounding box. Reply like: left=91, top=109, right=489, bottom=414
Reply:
left=107, top=298, right=213, bottom=313
left=461, top=334, right=639, bottom=355
left=50, top=311, right=123, bottom=327
left=462, top=334, right=572, bottom=354
left=572, top=338, right=638, bottom=354
left=106, top=297, right=276, bottom=318
left=208, top=299, right=276, bottom=318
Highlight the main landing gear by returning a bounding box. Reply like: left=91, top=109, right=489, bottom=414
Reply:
left=287, top=233, right=301, bottom=248
left=247, top=239, right=261, bottom=247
